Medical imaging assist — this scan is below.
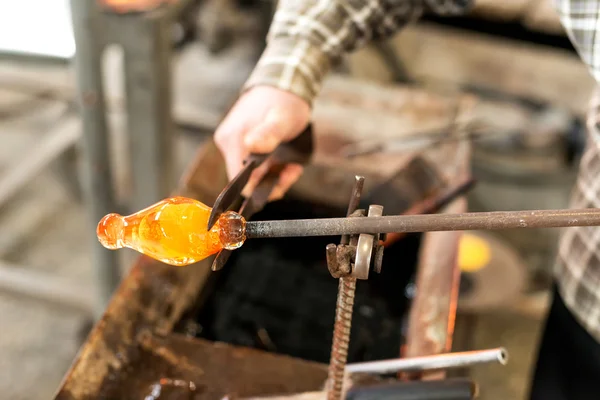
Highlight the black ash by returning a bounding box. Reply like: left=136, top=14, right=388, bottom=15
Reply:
left=193, top=198, right=421, bottom=364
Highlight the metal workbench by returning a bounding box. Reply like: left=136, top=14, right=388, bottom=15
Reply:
left=53, top=75, right=473, bottom=399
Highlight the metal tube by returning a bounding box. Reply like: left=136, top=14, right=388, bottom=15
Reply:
left=246, top=208, right=600, bottom=239
left=346, top=347, right=507, bottom=375
left=340, top=175, right=364, bottom=245
left=113, top=10, right=175, bottom=211
left=70, top=0, right=121, bottom=317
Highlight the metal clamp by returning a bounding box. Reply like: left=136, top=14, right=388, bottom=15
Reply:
left=352, top=205, right=383, bottom=280
left=326, top=204, right=385, bottom=280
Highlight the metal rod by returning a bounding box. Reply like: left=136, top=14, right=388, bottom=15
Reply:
left=383, top=178, right=476, bottom=247
left=346, top=347, right=507, bottom=375
left=327, top=175, right=364, bottom=400
left=340, top=175, right=364, bottom=245
left=427, top=178, right=476, bottom=214
left=246, top=208, right=600, bottom=239
left=112, top=10, right=176, bottom=211
left=70, top=0, right=121, bottom=317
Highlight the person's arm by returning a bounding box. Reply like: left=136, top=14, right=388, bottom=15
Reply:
left=244, top=0, right=473, bottom=106
left=215, top=0, right=473, bottom=201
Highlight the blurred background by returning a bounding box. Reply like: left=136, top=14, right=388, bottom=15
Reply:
left=0, top=0, right=591, bottom=399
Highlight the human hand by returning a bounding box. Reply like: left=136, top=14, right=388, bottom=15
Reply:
left=214, top=86, right=311, bottom=201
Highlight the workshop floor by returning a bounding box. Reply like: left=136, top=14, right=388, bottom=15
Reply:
left=0, top=46, right=549, bottom=400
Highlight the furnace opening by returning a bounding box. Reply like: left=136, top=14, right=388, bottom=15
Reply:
left=181, top=195, right=422, bottom=365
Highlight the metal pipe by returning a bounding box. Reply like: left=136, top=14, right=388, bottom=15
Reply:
left=382, top=178, right=476, bottom=247
left=110, top=10, right=176, bottom=211
left=246, top=208, right=600, bottom=239
left=70, top=0, right=121, bottom=317
left=346, top=347, right=507, bottom=375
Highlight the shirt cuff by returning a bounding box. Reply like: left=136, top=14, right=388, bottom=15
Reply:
left=242, top=36, right=332, bottom=107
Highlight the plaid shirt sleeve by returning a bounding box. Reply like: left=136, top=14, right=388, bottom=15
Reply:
left=555, top=1, right=600, bottom=81
left=554, top=0, right=600, bottom=343
left=243, top=0, right=473, bottom=105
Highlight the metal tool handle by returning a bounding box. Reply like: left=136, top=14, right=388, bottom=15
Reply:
left=208, top=124, right=314, bottom=230
left=210, top=124, right=314, bottom=271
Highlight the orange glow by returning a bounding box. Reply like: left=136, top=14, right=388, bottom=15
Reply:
left=97, top=197, right=246, bottom=266
left=98, top=0, right=176, bottom=13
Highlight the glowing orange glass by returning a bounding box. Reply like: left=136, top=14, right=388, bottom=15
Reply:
left=98, top=0, right=175, bottom=13
left=97, top=197, right=246, bottom=266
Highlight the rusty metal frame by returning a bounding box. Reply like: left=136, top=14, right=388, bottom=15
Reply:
left=54, top=142, right=226, bottom=400
left=405, top=140, right=471, bottom=380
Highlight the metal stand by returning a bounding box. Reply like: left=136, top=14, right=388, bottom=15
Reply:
left=69, top=0, right=178, bottom=317
left=102, top=8, right=175, bottom=212
left=70, top=0, right=120, bottom=318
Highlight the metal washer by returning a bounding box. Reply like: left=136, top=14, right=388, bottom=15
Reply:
left=352, top=205, right=383, bottom=280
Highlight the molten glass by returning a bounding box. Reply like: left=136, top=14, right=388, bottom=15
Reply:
left=96, top=197, right=246, bottom=266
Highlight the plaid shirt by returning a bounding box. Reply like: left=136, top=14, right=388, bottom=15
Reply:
left=555, top=1, right=600, bottom=344
left=243, top=0, right=473, bottom=104
left=245, top=0, right=600, bottom=343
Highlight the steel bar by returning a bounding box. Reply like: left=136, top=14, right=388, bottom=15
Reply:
left=327, top=175, right=364, bottom=400
left=104, top=9, right=176, bottom=212
left=340, top=176, right=364, bottom=245
left=346, top=347, right=507, bottom=375
left=383, top=177, right=476, bottom=247
left=69, top=0, right=120, bottom=317
left=246, top=208, right=600, bottom=239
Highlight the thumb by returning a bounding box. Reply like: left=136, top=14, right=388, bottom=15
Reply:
left=244, top=108, right=296, bottom=154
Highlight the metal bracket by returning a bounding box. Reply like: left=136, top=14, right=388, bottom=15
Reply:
left=352, top=205, right=383, bottom=280
left=326, top=204, right=385, bottom=280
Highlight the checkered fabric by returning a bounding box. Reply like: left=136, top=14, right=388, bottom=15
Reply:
left=555, top=1, right=600, bottom=83
left=552, top=0, right=600, bottom=343
left=556, top=88, right=600, bottom=343
left=243, top=0, right=473, bottom=105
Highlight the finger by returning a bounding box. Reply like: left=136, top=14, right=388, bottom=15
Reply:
left=244, top=108, right=298, bottom=154
left=215, top=125, right=248, bottom=181
left=224, top=145, right=248, bottom=182
left=268, top=164, right=304, bottom=201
